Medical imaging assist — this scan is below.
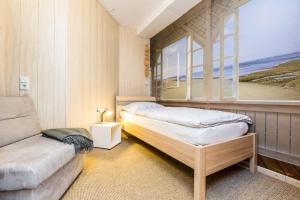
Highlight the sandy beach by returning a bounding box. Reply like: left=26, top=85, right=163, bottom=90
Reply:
left=239, top=82, right=300, bottom=100
left=160, top=80, right=300, bottom=100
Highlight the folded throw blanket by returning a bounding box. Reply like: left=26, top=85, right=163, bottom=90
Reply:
left=42, top=128, right=93, bottom=153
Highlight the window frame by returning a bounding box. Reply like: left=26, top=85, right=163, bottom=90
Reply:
left=157, top=36, right=190, bottom=101
left=191, top=36, right=206, bottom=101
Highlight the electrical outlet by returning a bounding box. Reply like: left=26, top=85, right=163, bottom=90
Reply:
left=19, top=76, right=30, bottom=91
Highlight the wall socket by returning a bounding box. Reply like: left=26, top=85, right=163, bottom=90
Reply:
left=19, top=76, right=30, bottom=91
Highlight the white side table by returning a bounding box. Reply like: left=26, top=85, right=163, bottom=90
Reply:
left=90, top=122, right=122, bottom=149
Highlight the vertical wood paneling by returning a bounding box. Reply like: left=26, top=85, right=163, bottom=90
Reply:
left=266, top=112, right=277, bottom=151
left=67, top=0, right=119, bottom=128
left=38, top=0, right=55, bottom=129
left=54, top=0, right=68, bottom=128
left=19, top=0, right=38, bottom=107
left=119, top=26, right=150, bottom=96
left=256, top=112, right=266, bottom=149
left=291, top=114, right=300, bottom=156
left=90, top=0, right=98, bottom=126
left=0, top=0, right=8, bottom=95
left=0, top=0, right=119, bottom=130
left=6, top=0, right=20, bottom=96
left=67, top=0, right=82, bottom=127
left=277, top=113, right=290, bottom=154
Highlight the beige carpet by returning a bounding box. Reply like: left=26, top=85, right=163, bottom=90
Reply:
left=62, top=133, right=300, bottom=200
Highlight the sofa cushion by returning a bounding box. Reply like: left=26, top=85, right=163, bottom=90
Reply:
left=0, top=96, right=41, bottom=147
left=0, top=135, right=75, bottom=191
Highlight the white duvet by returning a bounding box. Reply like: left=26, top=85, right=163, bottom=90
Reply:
left=129, top=106, right=252, bottom=128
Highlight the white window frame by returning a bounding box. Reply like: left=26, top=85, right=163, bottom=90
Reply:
left=190, top=36, right=205, bottom=101
left=158, top=36, right=189, bottom=101
left=219, top=10, right=239, bottom=101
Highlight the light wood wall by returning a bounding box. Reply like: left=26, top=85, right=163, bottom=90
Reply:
left=68, top=0, right=119, bottom=128
left=119, top=26, right=150, bottom=96
left=0, top=0, right=119, bottom=129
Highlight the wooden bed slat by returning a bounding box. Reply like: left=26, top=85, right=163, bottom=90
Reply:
left=122, top=120, right=196, bottom=168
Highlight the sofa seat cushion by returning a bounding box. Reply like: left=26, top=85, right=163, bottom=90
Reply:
left=0, top=135, right=75, bottom=191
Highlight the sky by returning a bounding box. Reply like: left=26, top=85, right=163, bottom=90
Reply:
left=162, top=37, right=187, bottom=78
left=239, top=0, right=300, bottom=62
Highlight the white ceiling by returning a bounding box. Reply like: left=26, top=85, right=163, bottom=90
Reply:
left=98, top=0, right=202, bottom=38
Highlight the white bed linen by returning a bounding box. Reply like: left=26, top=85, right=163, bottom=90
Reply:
left=120, top=111, right=249, bottom=146
left=124, top=104, right=252, bottom=128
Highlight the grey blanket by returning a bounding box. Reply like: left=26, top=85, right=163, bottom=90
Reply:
left=42, top=128, right=93, bottom=153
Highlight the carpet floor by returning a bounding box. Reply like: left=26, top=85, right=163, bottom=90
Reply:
left=62, top=133, right=300, bottom=200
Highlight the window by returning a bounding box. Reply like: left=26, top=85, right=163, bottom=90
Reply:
left=160, top=37, right=188, bottom=99
left=210, top=12, right=238, bottom=101
left=238, top=0, right=300, bottom=100
left=152, top=0, right=300, bottom=102
left=192, top=41, right=204, bottom=99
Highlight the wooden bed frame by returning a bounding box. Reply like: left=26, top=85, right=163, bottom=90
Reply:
left=116, top=96, right=257, bottom=200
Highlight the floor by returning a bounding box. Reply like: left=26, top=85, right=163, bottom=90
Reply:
left=62, top=133, right=300, bottom=200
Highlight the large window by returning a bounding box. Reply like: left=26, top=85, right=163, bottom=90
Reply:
left=238, top=0, right=300, bottom=100
left=211, top=12, right=238, bottom=100
left=161, top=37, right=187, bottom=99
left=152, top=0, right=300, bottom=102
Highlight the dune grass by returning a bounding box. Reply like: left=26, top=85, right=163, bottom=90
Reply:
left=239, top=60, right=300, bottom=89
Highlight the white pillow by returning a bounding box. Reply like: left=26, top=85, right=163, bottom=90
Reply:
left=122, top=102, right=164, bottom=113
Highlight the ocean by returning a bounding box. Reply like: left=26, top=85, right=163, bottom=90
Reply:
left=237, top=51, right=300, bottom=76
left=162, top=51, right=300, bottom=80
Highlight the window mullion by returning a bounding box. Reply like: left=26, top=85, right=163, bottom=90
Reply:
left=187, top=35, right=193, bottom=100
left=220, top=14, right=225, bottom=100
left=234, top=9, right=240, bottom=100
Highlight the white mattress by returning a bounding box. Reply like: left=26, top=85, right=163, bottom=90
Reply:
left=120, top=111, right=249, bottom=146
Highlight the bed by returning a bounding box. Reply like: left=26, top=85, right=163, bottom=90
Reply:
left=116, top=96, right=257, bottom=200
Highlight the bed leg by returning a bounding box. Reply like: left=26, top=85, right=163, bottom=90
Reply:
left=194, top=148, right=206, bottom=200
left=249, top=134, right=257, bottom=173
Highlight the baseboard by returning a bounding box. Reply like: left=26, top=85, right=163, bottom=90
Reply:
left=258, top=166, right=300, bottom=189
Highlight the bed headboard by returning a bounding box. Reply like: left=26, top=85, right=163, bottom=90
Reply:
left=115, top=96, right=156, bottom=121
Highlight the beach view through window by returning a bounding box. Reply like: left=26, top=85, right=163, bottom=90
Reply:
left=161, top=37, right=187, bottom=99
left=238, top=0, right=300, bottom=100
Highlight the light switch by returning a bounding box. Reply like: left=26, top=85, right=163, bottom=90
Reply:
left=19, top=76, right=30, bottom=91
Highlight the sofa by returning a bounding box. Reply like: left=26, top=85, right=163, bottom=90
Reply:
left=0, top=96, right=83, bottom=200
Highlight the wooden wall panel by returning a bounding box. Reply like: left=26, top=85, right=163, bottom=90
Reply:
left=54, top=0, right=68, bottom=128
left=256, top=112, right=266, bottom=149
left=5, top=0, right=20, bottom=96
left=0, top=0, right=119, bottom=129
left=119, top=26, right=150, bottom=96
left=0, top=0, right=8, bottom=95
left=266, top=112, right=277, bottom=151
left=19, top=0, right=38, bottom=107
left=277, top=113, right=290, bottom=154
left=38, top=0, right=55, bottom=129
left=291, top=114, right=300, bottom=156
left=67, top=0, right=119, bottom=129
